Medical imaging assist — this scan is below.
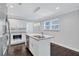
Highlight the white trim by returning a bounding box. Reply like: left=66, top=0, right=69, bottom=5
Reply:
left=3, top=47, right=7, bottom=55
left=52, top=41, right=79, bottom=52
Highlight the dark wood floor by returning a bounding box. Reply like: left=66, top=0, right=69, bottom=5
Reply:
left=7, top=43, right=79, bottom=56
left=7, top=43, right=33, bottom=56
left=50, top=43, right=79, bottom=56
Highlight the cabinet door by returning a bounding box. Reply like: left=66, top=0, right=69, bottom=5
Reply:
left=29, top=37, right=39, bottom=56
left=29, top=37, right=34, bottom=54
left=33, top=39, right=39, bottom=56
left=39, top=39, right=50, bottom=56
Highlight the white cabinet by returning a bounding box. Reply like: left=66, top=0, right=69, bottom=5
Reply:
left=29, top=37, right=51, bottom=56
left=26, top=22, right=34, bottom=34
left=29, top=37, right=34, bottom=55
left=29, top=37, right=39, bottom=56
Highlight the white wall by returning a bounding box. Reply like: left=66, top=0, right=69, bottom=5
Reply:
left=0, top=21, right=5, bottom=34
left=26, top=22, right=34, bottom=34
left=57, top=10, right=79, bottom=52
left=33, top=22, right=41, bottom=33
left=26, top=22, right=41, bottom=34
left=0, top=3, right=7, bottom=20
left=40, top=10, right=79, bottom=52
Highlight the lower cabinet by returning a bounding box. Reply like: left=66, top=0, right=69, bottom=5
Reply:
left=29, top=37, right=51, bottom=56
left=29, top=37, right=39, bottom=56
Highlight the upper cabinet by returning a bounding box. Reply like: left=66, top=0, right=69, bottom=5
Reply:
left=43, top=18, right=60, bottom=32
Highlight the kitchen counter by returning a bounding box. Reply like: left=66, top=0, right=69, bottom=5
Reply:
left=26, top=33, right=54, bottom=56
left=26, top=33, right=54, bottom=41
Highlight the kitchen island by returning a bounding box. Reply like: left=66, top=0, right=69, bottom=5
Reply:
left=26, top=34, right=54, bottom=56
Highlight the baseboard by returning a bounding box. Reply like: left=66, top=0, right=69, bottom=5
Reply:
left=11, top=42, right=25, bottom=46
left=51, top=43, right=79, bottom=56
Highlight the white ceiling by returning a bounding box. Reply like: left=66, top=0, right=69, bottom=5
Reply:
left=7, top=3, right=79, bottom=21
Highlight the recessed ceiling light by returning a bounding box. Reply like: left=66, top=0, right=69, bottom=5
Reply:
left=56, top=7, right=60, bottom=10
left=10, top=5, right=14, bottom=8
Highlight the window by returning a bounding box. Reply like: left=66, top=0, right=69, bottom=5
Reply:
left=51, top=18, right=60, bottom=31
left=43, top=18, right=60, bottom=32
left=43, top=20, right=50, bottom=30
